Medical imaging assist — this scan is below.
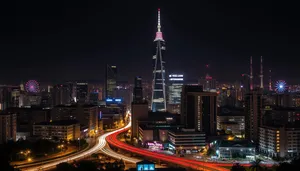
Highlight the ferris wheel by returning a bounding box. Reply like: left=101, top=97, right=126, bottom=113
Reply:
left=25, top=80, right=40, bottom=93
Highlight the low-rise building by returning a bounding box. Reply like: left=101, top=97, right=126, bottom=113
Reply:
left=218, top=140, right=255, bottom=160
left=259, top=125, right=300, bottom=158
left=33, top=120, right=80, bottom=141
left=168, top=129, right=206, bottom=154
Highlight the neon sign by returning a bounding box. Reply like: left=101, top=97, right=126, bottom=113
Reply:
left=105, top=98, right=122, bottom=103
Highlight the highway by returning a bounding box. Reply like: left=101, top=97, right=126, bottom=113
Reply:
left=20, top=123, right=133, bottom=171
left=97, top=121, right=140, bottom=163
left=106, top=127, right=230, bottom=171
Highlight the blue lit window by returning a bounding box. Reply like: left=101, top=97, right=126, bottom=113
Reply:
left=144, top=164, right=149, bottom=170
left=137, top=164, right=143, bottom=171
left=149, top=164, right=155, bottom=170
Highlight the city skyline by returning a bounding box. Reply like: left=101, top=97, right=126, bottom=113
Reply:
left=1, top=1, right=300, bottom=84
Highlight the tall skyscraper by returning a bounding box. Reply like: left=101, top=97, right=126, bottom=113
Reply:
left=131, top=76, right=148, bottom=138
left=245, top=89, right=263, bottom=143
left=151, top=9, right=167, bottom=112
left=76, top=82, right=88, bottom=104
left=181, top=85, right=217, bottom=135
left=168, top=74, right=184, bottom=114
left=106, top=65, right=117, bottom=99
left=133, top=76, right=143, bottom=103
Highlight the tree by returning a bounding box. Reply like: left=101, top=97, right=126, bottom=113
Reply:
left=56, top=162, right=75, bottom=171
left=206, top=148, right=216, bottom=156
left=91, top=153, right=99, bottom=160
left=52, top=136, right=59, bottom=142
left=250, top=159, right=263, bottom=171
left=118, top=159, right=125, bottom=171
left=77, top=160, right=98, bottom=171
left=231, top=163, right=246, bottom=171
left=276, top=157, right=300, bottom=171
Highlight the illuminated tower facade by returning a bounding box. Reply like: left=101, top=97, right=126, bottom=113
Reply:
left=260, top=56, right=264, bottom=89
left=105, top=65, right=117, bottom=99
left=151, top=9, right=167, bottom=112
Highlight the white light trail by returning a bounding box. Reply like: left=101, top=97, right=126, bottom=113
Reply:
left=23, top=121, right=134, bottom=171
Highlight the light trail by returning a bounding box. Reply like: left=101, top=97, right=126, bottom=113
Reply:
left=106, top=126, right=229, bottom=171
left=21, top=123, right=132, bottom=171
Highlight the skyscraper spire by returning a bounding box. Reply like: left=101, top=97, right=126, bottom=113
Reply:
left=260, top=56, right=264, bottom=89
left=250, top=56, right=253, bottom=90
left=154, top=8, right=164, bottom=41
left=151, top=8, right=167, bottom=112
left=157, top=8, right=161, bottom=32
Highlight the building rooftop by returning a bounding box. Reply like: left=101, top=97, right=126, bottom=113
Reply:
left=272, top=106, right=300, bottom=111
left=55, top=104, right=97, bottom=108
left=169, top=129, right=206, bottom=135
left=218, top=106, right=244, bottom=116
left=137, top=160, right=154, bottom=164
left=34, top=120, right=79, bottom=126
left=6, top=107, right=51, bottom=111
left=0, top=111, right=16, bottom=116
left=219, top=140, right=255, bottom=148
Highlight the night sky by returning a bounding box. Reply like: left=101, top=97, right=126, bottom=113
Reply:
left=1, top=1, right=300, bottom=84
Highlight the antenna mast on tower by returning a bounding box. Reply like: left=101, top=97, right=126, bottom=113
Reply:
left=250, top=56, right=253, bottom=90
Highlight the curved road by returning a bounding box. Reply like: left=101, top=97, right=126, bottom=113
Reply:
left=106, top=127, right=230, bottom=171
left=21, top=124, right=132, bottom=171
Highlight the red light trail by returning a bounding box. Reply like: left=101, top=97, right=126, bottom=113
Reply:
left=106, top=127, right=233, bottom=171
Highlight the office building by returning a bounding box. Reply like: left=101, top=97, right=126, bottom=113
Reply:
left=76, top=82, right=88, bottom=104
left=168, top=74, right=184, bottom=114
left=106, top=65, right=117, bottom=98
left=151, top=9, right=167, bottom=112
left=131, top=76, right=148, bottom=138
left=245, top=89, right=263, bottom=143
left=134, top=76, right=143, bottom=103
left=114, top=87, right=132, bottom=109
left=52, top=84, right=71, bottom=106
left=217, top=107, right=245, bottom=137
left=199, top=74, right=216, bottom=92
left=218, top=140, right=255, bottom=159
left=0, top=85, right=20, bottom=110
left=33, top=120, right=80, bottom=141
left=181, top=85, right=217, bottom=135
left=259, top=126, right=300, bottom=158
left=0, top=112, right=17, bottom=144
left=168, top=129, right=206, bottom=154
left=51, top=104, right=98, bottom=136
left=6, top=107, right=51, bottom=135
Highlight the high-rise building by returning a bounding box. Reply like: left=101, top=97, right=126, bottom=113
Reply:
left=76, top=82, right=88, bottom=104
left=131, top=76, right=148, bottom=138
left=0, top=85, right=20, bottom=110
left=245, top=89, right=263, bottom=143
left=133, top=76, right=143, bottom=103
left=106, top=65, right=117, bottom=99
left=0, top=112, right=17, bottom=144
left=199, top=74, right=216, bottom=92
left=181, top=85, right=217, bottom=135
left=151, top=9, right=167, bottom=112
left=52, top=84, right=71, bottom=106
left=168, top=74, right=184, bottom=114
left=66, top=82, right=77, bottom=102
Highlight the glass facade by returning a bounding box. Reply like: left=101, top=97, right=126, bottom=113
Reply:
left=168, top=74, right=184, bottom=104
